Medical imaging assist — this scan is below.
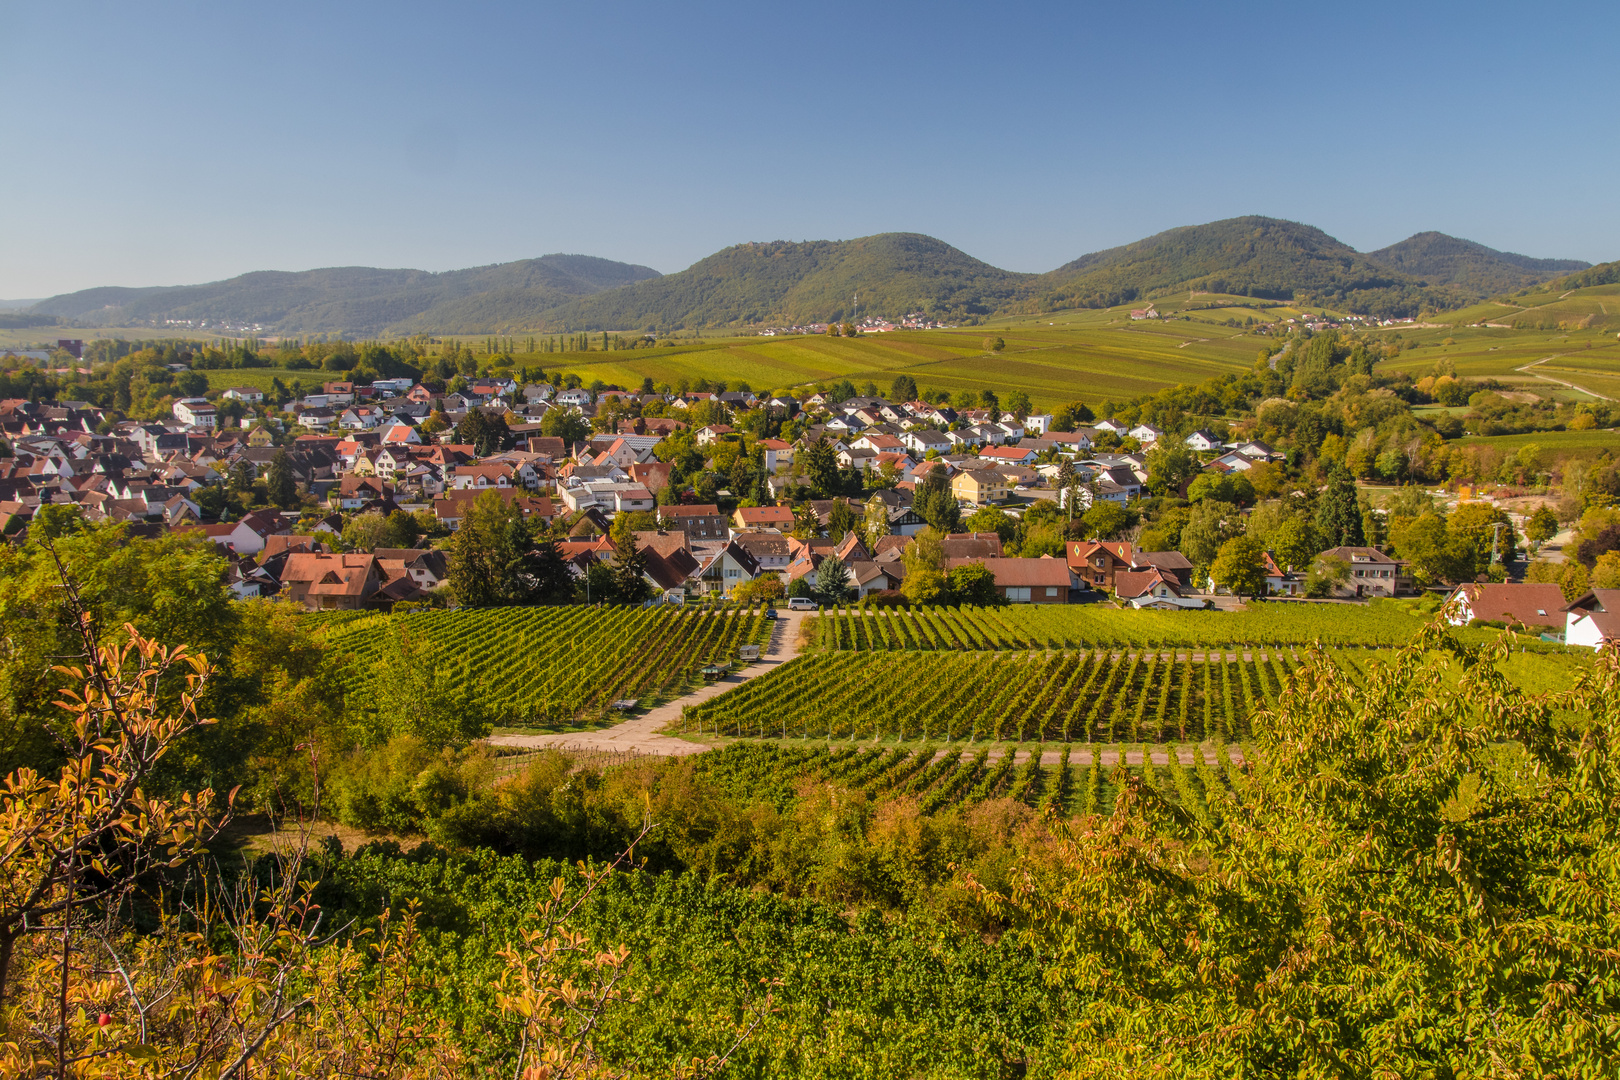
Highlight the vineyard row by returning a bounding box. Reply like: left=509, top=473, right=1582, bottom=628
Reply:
left=692, top=741, right=1250, bottom=822
left=683, top=649, right=1300, bottom=744
left=321, top=604, right=775, bottom=725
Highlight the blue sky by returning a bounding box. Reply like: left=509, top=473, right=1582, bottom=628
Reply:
left=3, top=0, right=1617, bottom=298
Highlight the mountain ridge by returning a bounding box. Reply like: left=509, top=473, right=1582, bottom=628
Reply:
left=26, top=219, right=1597, bottom=334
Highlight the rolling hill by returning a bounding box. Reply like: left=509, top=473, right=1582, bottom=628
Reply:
left=1032, top=216, right=1434, bottom=318
left=538, top=233, right=1032, bottom=332
left=1366, top=231, right=1588, bottom=295
left=25, top=219, right=1605, bottom=335
left=28, top=255, right=659, bottom=336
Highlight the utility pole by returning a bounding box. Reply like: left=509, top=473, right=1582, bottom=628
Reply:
left=1490, top=521, right=1505, bottom=565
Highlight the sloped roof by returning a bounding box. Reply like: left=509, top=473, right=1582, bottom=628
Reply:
left=945, top=556, right=1071, bottom=588
left=1453, top=582, right=1567, bottom=627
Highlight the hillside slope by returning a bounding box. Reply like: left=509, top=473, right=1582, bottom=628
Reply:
left=30, top=255, right=660, bottom=335
left=537, top=234, right=1033, bottom=331
left=1366, top=232, right=1588, bottom=295
left=1033, top=216, right=1433, bottom=317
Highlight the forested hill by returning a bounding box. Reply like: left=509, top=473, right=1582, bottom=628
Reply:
left=1032, top=217, right=1429, bottom=318
left=538, top=234, right=1033, bottom=331
left=1366, top=231, right=1589, bottom=295
left=27, top=255, right=660, bottom=336
left=27, top=221, right=1605, bottom=334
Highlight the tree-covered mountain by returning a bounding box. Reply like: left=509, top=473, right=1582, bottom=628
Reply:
left=537, top=234, right=1033, bottom=331
left=25, top=220, right=1605, bottom=334
left=1543, top=260, right=1620, bottom=292
left=1032, top=216, right=1435, bottom=318
left=28, top=255, right=659, bottom=336
left=1365, top=232, right=1589, bottom=295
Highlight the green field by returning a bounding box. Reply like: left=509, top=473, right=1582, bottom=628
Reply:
left=541, top=323, right=1259, bottom=408
left=1453, top=428, right=1620, bottom=453
left=0, top=324, right=221, bottom=350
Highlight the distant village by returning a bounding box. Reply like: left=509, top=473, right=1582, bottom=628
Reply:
left=0, top=362, right=1610, bottom=649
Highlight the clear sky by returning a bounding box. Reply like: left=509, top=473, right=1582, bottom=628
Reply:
left=3, top=0, right=1617, bottom=298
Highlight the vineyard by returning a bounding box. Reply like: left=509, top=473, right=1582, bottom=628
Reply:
left=808, top=601, right=1441, bottom=651
left=690, top=739, right=1249, bottom=821
left=320, top=604, right=773, bottom=725
left=683, top=648, right=1302, bottom=744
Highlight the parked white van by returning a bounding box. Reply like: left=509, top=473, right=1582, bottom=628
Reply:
left=786, top=597, right=816, bottom=611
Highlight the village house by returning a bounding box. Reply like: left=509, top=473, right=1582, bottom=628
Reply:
left=1185, top=429, right=1223, bottom=453
left=1319, top=546, right=1412, bottom=598
left=947, top=557, right=1071, bottom=604
left=950, top=469, right=1009, bottom=507
left=1066, top=540, right=1137, bottom=592
left=733, top=505, right=796, bottom=532
left=978, top=445, right=1039, bottom=467
left=1115, top=567, right=1204, bottom=610
left=658, top=503, right=728, bottom=541
left=172, top=399, right=216, bottom=428
left=279, top=552, right=382, bottom=610
left=1564, top=589, right=1620, bottom=650
left=1445, top=581, right=1567, bottom=631
left=696, top=424, right=735, bottom=447
left=450, top=463, right=514, bottom=490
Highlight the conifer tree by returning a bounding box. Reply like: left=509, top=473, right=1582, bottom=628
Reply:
left=1315, top=464, right=1365, bottom=548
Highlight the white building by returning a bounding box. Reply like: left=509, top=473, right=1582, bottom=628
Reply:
left=172, top=398, right=217, bottom=428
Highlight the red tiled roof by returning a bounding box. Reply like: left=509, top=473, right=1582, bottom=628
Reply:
left=1454, top=582, right=1567, bottom=628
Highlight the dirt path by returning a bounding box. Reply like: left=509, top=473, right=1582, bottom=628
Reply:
left=486, top=610, right=809, bottom=757
left=1515, top=355, right=1615, bottom=402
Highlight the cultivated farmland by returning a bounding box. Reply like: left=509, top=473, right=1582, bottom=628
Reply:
left=690, top=739, right=1249, bottom=821
left=316, top=604, right=772, bottom=725
left=807, top=601, right=1438, bottom=651
left=682, top=649, right=1298, bottom=745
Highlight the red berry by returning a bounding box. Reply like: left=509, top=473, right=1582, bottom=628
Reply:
left=98, top=1013, right=111, bottom=1027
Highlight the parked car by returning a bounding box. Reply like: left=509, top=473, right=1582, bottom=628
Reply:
left=787, top=597, right=816, bottom=611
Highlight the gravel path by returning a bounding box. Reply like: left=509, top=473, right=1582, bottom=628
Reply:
left=486, top=609, right=808, bottom=757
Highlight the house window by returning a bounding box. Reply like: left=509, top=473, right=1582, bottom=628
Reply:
left=1007, top=587, right=1031, bottom=602
left=1045, top=587, right=1058, bottom=597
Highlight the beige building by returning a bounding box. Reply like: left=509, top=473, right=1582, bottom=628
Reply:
left=951, top=468, right=1009, bottom=506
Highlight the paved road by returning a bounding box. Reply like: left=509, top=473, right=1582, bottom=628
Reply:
left=486, top=609, right=809, bottom=757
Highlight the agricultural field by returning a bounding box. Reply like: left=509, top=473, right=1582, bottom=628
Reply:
left=1373, top=326, right=1619, bottom=381
left=690, top=739, right=1248, bottom=821
left=538, top=323, right=1259, bottom=410
left=199, top=367, right=318, bottom=391
left=315, top=604, right=772, bottom=726
left=683, top=649, right=1296, bottom=745
left=1452, top=428, right=1620, bottom=455
left=683, top=641, right=1592, bottom=749
left=0, top=324, right=209, bottom=350
left=806, top=600, right=1442, bottom=651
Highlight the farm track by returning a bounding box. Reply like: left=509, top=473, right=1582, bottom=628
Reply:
left=1516, top=355, right=1616, bottom=402
left=486, top=610, right=809, bottom=757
